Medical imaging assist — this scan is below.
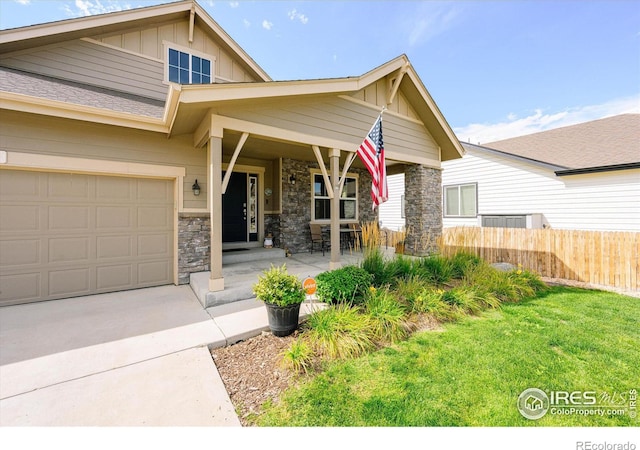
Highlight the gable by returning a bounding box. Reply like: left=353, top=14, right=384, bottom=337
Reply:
left=0, top=0, right=269, bottom=97
left=207, top=95, right=441, bottom=166
left=91, top=20, right=260, bottom=83
left=350, top=78, right=420, bottom=121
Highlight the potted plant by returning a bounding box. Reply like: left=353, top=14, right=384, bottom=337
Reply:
left=253, top=264, right=306, bottom=337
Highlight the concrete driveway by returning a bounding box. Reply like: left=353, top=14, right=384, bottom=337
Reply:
left=0, top=285, right=240, bottom=426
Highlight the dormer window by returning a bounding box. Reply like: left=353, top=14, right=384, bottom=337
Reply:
left=167, top=47, right=212, bottom=84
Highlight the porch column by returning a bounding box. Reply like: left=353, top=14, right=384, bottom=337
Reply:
left=404, top=164, right=443, bottom=256
left=329, top=148, right=342, bottom=270
left=209, top=134, right=224, bottom=291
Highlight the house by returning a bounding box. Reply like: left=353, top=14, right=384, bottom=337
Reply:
left=442, top=114, right=640, bottom=231
left=378, top=173, right=406, bottom=232
left=0, top=0, right=463, bottom=306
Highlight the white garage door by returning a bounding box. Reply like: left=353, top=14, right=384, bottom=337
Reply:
left=0, top=170, right=174, bottom=306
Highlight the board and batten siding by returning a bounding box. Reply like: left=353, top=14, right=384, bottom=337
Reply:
left=217, top=97, right=441, bottom=164
left=0, top=39, right=166, bottom=101
left=378, top=173, right=405, bottom=231
left=441, top=148, right=640, bottom=232
left=93, top=21, right=258, bottom=83
left=0, top=110, right=207, bottom=210
left=350, top=80, right=420, bottom=120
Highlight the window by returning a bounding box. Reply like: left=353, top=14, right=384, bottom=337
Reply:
left=168, top=48, right=212, bottom=84
left=312, top=174, right=358, bottom=221
left=444, top=183, right=477, bottom=217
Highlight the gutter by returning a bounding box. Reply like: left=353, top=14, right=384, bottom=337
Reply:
left=555, top=162, right=640, bottom=176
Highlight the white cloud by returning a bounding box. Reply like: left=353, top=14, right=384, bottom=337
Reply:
left=64, top=0, right=131, bottom=17
left=262, top=19, right=273, bottom=31
left=243, top=19, right=250, bottom=28
left=287, top=9, right=308, bottom=24
left=406, top=3, right=460, bottom=46
left=14, top=0, right=31, bottom=5
left=229, top=1, right=239, bottom=8
left=455, top=95, right=640, bottom=145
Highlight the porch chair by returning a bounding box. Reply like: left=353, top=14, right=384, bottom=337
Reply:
left=309, top=223, right=330, bottom=256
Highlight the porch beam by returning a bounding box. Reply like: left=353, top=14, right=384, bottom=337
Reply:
left=221, top=132, right=249, bottom=194
left=312, top=145, right=334, bottom=199
left=208, top=112, right=439, bottom=167
left=209, top=114, right=355, bottom=156
left=329, top=148, right=342, bottom=269
left=386, top=62, right=410, bottom=106
left=194, top=111, right=223, bottom=148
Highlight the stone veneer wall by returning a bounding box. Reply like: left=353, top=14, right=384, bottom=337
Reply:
left=280, top=158, right=377, bottom=254
left=403, top=165, right=443, bottom=256
left=178, top=213, right=210, bottom=284
left=264, top=214, right=281, bottom=247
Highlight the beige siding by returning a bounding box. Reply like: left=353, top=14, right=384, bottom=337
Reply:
left=217, top=97, right=439, bottom=162
left=0, top=111, right=207, bottom=210
left=0, top=40, right=166, bottom=101
left=351, top=79, right=419, bottom=120
left=92, top=21, right=258, bottom=83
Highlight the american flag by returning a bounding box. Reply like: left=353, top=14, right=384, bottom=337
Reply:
left=356, top=114, right=388, bottom=209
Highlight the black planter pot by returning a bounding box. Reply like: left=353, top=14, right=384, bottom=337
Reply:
left=264, top=302, right=301, bottom=337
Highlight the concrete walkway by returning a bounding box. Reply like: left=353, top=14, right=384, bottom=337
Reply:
left=0, top=252, right=361, bottom=426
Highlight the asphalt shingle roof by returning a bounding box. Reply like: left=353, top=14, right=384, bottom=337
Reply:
left=0, top=67, right=165, bottom=119
left=485, top=114, right=640, bottom=170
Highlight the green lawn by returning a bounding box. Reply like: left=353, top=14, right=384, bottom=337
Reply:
left=257, top=287, right=640, bottom=426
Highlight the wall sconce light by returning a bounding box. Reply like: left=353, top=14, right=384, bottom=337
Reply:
left=289, top=174, right=296, bottom=185
left=192, top=179, right=201, bottom=196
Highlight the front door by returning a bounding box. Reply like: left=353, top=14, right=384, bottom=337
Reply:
left=222, top=172, right=247, bottom=242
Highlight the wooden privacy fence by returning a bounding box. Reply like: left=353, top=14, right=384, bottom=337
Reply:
left=440, top=227, right=640, bottom=292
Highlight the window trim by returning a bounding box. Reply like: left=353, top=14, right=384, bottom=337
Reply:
left=310, top=170, right=359, bottom=223
left=162, top=41, right=216, bottom=85
left=443, top=182, right=478, bottom=218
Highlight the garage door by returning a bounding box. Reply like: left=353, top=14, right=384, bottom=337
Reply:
left=0, top=170, right=174, bottom=306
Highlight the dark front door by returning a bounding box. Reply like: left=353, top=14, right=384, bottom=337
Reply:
left=223, top=172, right=247, bottom=242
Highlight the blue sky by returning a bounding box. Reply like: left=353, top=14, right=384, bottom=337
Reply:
left=1, top=0, right=639, bottom=144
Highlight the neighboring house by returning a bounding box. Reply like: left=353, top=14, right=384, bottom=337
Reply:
left=378, top=173, right=405, bottom=232
left=442, top=114, right=640, bottom=231
left=0, top=0, right=463, bottom=306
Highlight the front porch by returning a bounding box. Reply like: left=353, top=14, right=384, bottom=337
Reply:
left=189, top=247, right=365, bottom=308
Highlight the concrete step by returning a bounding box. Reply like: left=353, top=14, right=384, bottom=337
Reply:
left=222, top=247, right=285, bottom=264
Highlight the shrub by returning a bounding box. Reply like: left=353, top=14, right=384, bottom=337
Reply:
left=305, top=304, right=375, bottom=360
left=416, top=255, right=454, bottom=285
left=364, top=288, right=408, bottom=344
left=511, top=269, right=548, bottom=296
left=393, top=276, right=427, bottom=311
left=281, top=338, right=314, bottom=374
left=252, top=264, right=305, bottom=306
left=412, top=288, right=461, bottom=322
left=384, top=255, right=417, bottom=284
left=461, top=262, right=547, bottom=303
left=469, top=286, right=501, bottom=310
left=361, top=247, right=390, bottom=287
left=449, top=251, right=483, bottom=279
left=315, top=265, right=373, bottom=305
left=441, top=287, right=483, bottom=315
